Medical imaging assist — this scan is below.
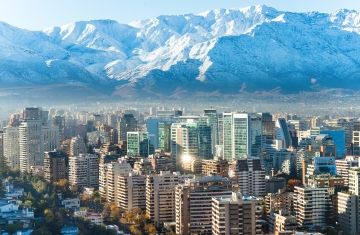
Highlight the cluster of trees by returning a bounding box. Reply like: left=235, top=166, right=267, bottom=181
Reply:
left=123, top=208, right=156, bottom=235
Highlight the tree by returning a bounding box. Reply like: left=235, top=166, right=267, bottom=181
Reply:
left=287, top=179, right=301, bottom=191
left=145, top=224, right=157, bottom=235
left=129, top=225, right=142, bottom=235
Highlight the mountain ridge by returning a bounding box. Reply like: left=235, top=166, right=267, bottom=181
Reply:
left=1, top=5, right=360, bottom=99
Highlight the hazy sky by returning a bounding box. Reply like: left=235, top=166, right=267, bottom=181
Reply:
left=1, top=0, right=360, bottom=30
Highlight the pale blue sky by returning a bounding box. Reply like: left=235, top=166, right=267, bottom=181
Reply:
left=1, top=0, right=360, bottom=30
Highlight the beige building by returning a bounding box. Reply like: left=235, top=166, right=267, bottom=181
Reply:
left=268, top=210, right=297, bottom=235
left=202, top=159, right=229, bottom=177
left=212, top=192, right=262, bottom=235
left=100, top=158, right=132, bottom=202
left=146, top=171, right=179, bottom=227
left=68, top=153, right=99, bottom=188
left=115, top=171, right=146, bottom=211
left=175, top=176, right=233, bottom=235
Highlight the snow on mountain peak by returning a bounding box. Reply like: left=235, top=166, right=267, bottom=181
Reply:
left=2, top=5, right=360, bottom=97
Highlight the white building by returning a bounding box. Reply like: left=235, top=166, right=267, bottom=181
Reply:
left=19, top=120, right=43, bottom=173
left=293, top=186, right=329, bottom=228
left=229, top=158, right=266, bottom=197
left=68, top=154, right=99, bottom=188
left=3, top=126, right=19, bottom=170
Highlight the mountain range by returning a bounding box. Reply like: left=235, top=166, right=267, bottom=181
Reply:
left=2, top=5, right=360, bottom=100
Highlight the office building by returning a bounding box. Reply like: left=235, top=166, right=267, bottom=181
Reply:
left=118, top=114, right=137, bottom=142
left=202, top=159, right=229, bottom=177
left=223, top=113, right=262, bottom=161
left=127, top=131, right=150, bottom=157
left=204, top=109, right=218, bottom=154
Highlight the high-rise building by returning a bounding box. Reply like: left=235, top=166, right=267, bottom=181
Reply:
left=337, top=192, right=358, bottom=235
left=175, top=176, right=233, bottom=235
left=223, top=113, right=262, bottom=161
left=265, top=191, right=294, bottom=214
left=158, top=122, right=172, bottom=152
left=229, top=158, right=266, bottom=197
left=99, top=154, right=123, bottom=200
left=115, top=171, right=146, bottom=211
left=69, top=136, right=87, bottom=157
left=101, top=158, right=132, bottom=202
left=275, top=118, right=292, bottom=149
left=336, top=156, right=359, bottom=187
left=68, top=154, right=99, bottom=188
left=118, top=114, right=137, bottom=142
left=42, top=125, right=60, bottom=152
left=293, top=186, right=329, bottom=228
left=3, top=126, right=19, bottom=170
left=171, top=122, right=212, bottom=169
left=204, top=109, right=218, bottom=154
left=146, top=171, right=179, bottom=227
left=44, top=150, right=67, bottom=183
left=211, top=192, right=262, bottom=235
left=127, top=131, right=150, bottom=157
left=337, top=168, right=360, bottom=234
left=19, top=120, right=43, bottom=173
left=146, top=117, right=174, bottom=150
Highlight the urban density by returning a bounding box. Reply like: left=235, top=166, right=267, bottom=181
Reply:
left=0, top=106, right=359, bottom=235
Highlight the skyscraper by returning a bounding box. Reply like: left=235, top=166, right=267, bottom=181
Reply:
left=127, top=131, right=150, bottom=157
left=3, top=126, right=19, bottom=170
left=19, top=120, right=43, bottom=173
left=118, top=113, right=137, bottom=142
left=275, top=118, right=292, bottom=149
left=204, top=109, right=218, bottom=154
left=223, top=113, right=262, bottom=161
left=171, top=121, right=212, bottom=169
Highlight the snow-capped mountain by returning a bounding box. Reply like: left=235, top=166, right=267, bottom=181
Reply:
left=2, top=5, right=360, bottom=99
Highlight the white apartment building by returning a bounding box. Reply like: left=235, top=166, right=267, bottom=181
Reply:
left=68, top=154, right=99, bottom=188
